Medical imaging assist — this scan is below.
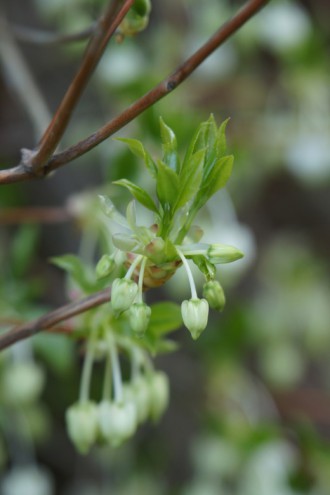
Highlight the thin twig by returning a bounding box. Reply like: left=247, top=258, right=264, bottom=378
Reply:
left=0, top=0, right=269, bottom=185
left=0, top=11, right=52, bottom=139
left=0, top=288, right=111, bottom=351
left=11, top=23, right=96, bottom=45
left=29, top=0, right=135, bottom=174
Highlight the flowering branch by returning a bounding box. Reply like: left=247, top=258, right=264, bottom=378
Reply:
left=0, top=0, right=269, bottom=185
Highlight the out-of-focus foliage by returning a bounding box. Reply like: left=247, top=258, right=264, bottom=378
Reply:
left=1, top=0, right=330, bottom=493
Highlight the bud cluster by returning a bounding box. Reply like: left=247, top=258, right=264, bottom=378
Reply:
left=65, top=325, right=169, bottom=454
left=66, top=369, right=169, bottom=454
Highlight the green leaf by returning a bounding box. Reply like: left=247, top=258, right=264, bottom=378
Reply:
left=115, top=137, right=157, bottom=177
left=204, top=155, right=234, bottom=198
left=156, top=160, right=180, bottom=209
left=217, top=117, right=230, bottom=156
left=174, top=148, right=205, bottom=211
left=113, top=179, right=158, bottom=213
left=159, top=117, right=179, bottom=172
left=195, top=155, right=234, bottom=208
left=51, top=254, right=101, bottom=293
left=183, top=114, right=217, bottom=168
left=192, top=256, right=216, bottom=280
left=148, top=302, right=183, bottom=335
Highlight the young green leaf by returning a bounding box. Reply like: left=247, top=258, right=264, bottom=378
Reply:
left=192, top=255, right=216, bottom=280
left=182, top=115, right=216, bottom=169
left=156, top=160, right=180, bottom=210
left=173, top=148, right=205, bottom=211
left=203, top=155, right=234, bottom=199
left=115, top=137, right=157, bottom=177
left=159, top=117, right=179, bottom=172
left=113, top=179, right=158, bottom=213
left=195, top=155, right=234, bottom=208
left=217, top=117, right=230, bottom=156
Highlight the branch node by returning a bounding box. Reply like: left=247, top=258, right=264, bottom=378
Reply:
left=20, top=147, right=47, bottom=177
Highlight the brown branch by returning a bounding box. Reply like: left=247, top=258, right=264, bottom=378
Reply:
left=0, top=288, right=111, bottom=351
left=28, top=0, right=135, bottom=175
left=0, top=207, right=72, bottom=224
left=0, top=0, right=269, bottom=185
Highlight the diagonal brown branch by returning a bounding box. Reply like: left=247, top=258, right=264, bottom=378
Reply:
left=0, top=288, right=111, bottom=351
left=0, top=0, right=269, bottom=185
left=28, top=0, right=135, bottom=174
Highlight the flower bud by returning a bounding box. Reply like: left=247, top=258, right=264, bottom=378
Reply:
left=144, top=237, right=166, bottom=264
left=124, top=376, right=150, bottom=424
left=181, top=298, right=209, bottom=340
left=207, top=244, right=243, bottom=264
left=128, top=303, right=151, bottom=336
left=98, top=400, right=137, bottom=447
left=96, top=254, right=115, bottom=279
left=148, top=371, right=170, bottom=422
left=66, top=402, right=99, bottom=454
left=111, top=278, right=138, bottom=313
left=203, top=280, right=226, bottom=311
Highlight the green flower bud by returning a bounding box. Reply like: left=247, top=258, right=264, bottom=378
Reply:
left=144, top=237, right=166, bottom=264
left=128, top=303, right=151, bottom=336
left=98, top=400, right=137, bottom=447
left=66, top=401, right=99, bottom=454
left=148, top=371, right=170, bottom=422
left=124, top=376, right=150, bottom=424
left=96, top=254, right=115, bottom=279
left=181, top=298, right=209, bottom=340
left=111, top=278, right=138, bottom=313
left=1, top=362, right=44, bottom=405
left=118, top=0, right=151, bottom=37
left=207, top=244, right=244, bottom=264
left=203, top=280, right=226, bottom=311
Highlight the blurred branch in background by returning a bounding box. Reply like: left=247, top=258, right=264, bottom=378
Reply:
left=0, top=9, right=52, bottom=139
left=10, top=22, right=96, bottom=45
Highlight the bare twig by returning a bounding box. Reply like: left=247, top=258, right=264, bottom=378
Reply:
left=0, top=11, right=52, bottom=138
left=12, top=23, right=96, bottom=45
left=28, top=0, right=135, bottom=174
left=0, top=288, right=111, bottom=351
left=0, top=0, right=269, bottom=185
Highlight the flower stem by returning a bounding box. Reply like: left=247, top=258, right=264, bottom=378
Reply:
left=102, top=351, right=112, bottom=401
left=79, top=326, right=98, bottom=403
left=176, top=247, right=198, bottom=299
left=137, top=256, right=147, bottom=303
left=108, top=337, right=123, bottom=403
left=125, top=254, right=143, bottom=280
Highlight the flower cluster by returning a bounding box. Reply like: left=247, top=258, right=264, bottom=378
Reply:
left=59, top=115, right=243, bottom=453
left=66, top=326, right=169, bottom=454
left=97, top=115, right=243, bottom=340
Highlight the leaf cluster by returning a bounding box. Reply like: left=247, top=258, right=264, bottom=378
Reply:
left=114, top=114, right=234, bottom=243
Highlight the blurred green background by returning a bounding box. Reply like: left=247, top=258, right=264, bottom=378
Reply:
left=1, top=0, right=330, bottom=493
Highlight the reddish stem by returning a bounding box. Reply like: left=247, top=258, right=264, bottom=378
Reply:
left=29, top=0, right=134, bottom=174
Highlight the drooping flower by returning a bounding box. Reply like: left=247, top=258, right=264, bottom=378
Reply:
left=181, top=298, right=209, bottom=340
